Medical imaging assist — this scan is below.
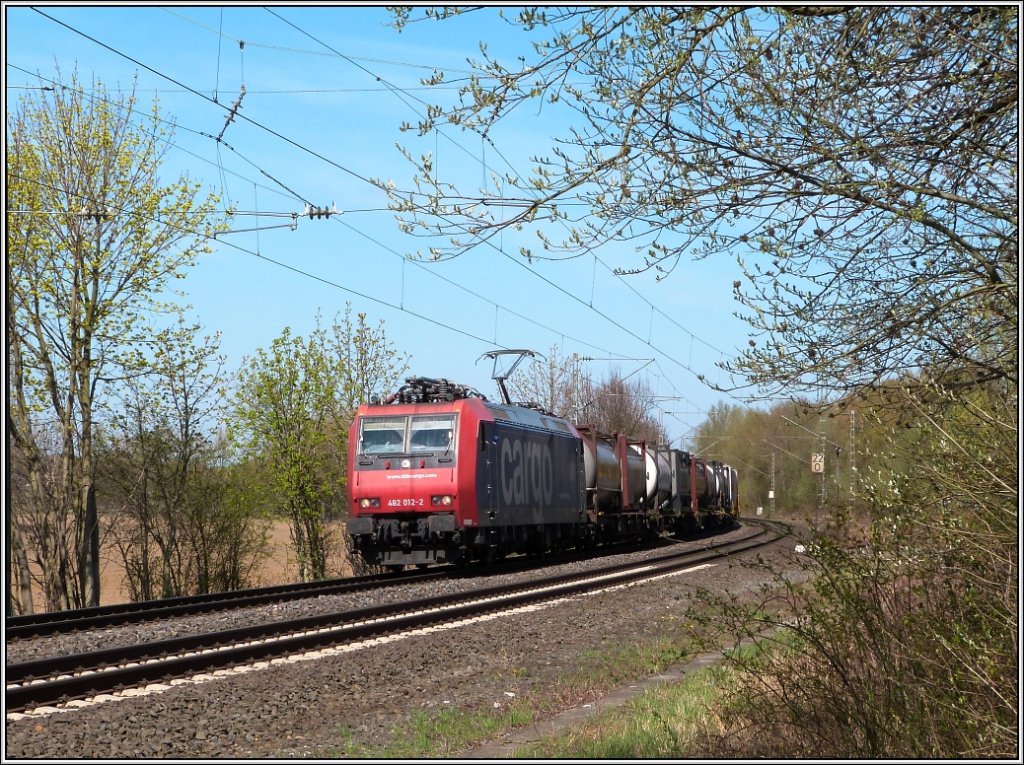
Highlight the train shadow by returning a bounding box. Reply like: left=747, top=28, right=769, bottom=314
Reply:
left=443, top=521, right=741, bottom=580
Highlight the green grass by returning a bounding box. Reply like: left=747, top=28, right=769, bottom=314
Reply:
left=327, top=703, right=535, bottom=758
left=547, top=637, right=690, bottom=706
left=512, top=643, right=762, bottom=759
left=312, top=639, right=766, bottom=759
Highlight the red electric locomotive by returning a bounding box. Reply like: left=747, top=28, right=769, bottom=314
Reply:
left=346, top=375, right=589, bottom=567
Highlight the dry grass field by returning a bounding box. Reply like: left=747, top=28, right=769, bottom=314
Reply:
left=20, top=518, right=354, bottom=611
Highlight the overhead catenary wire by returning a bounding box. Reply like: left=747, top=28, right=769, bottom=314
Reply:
left=5, top=63, right=310, bottom=211
left=264, top=11, right=733, bottom=372
left=26, top=9, right=732, bottom=375
left=30, top=7, right=381, bottom=191
left=11, top=164, right=640, bottom=367
left=20, top=7, right=754, bottom=439
left=26, top=45, right=703, bottom=431
left=16, top=14, right=719, bottom=385
left=163, top=6, right=481, bottom=79
left=20, top=14, right=692, bottom=365
left=9, top=170, right=636, bottom=368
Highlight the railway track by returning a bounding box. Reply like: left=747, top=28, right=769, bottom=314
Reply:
left=4, top=567, right=452, bottom=640
left=6, top=519, right=789, bottom=716
left=5, top=533, right=691, bottom=640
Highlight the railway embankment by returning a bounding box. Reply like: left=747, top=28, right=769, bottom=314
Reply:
left=5, top=521, right=809, bottom=759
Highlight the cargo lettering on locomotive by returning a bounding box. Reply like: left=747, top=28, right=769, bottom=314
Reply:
left=500, top=436, right=554, bottom=508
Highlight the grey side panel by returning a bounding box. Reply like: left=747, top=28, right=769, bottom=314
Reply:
left=476, top=421, right=583, bottom=527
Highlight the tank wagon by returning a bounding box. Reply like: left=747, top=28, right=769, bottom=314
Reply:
left=346, top=369, right=739, bottom=568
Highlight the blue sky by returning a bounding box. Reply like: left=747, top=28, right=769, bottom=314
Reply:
left=6, top=4, right=755, bottom=449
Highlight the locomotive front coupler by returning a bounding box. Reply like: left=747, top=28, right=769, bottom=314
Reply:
left=398, top=520, right=413, bottom=551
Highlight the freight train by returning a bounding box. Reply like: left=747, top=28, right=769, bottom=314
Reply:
left=346, top=368, right=739, bottom=569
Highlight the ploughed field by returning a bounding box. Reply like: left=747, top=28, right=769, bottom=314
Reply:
left=5, top=522, right=809, bottom=759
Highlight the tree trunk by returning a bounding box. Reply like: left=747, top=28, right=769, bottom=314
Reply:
left=9, top=523, right=35, bottom=615
left=81, top=482, right=101, bottom=607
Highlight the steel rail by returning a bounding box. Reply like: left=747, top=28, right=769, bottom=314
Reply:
left=7, top=520, right=788, bottom=713
left=5, top=529, right=707, bottom=639
left=4, top=568, right=452, bottom=639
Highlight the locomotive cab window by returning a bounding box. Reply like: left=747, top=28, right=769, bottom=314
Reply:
left=409, top=415, right=456, bottom=453
left=358, top=414, right=457, bottom=458
left=359, top=416, right=407, bottom=455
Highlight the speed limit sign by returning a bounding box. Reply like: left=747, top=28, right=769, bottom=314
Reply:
left=811, top=453, right=825, bottom=473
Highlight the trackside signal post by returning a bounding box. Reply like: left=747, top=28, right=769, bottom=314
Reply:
left=811, top=452, right=825, bottom=473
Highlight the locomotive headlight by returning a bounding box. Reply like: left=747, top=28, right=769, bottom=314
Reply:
left=359, top=497, right=380, bottom=509
left=431, top=494, right=454, bottom=507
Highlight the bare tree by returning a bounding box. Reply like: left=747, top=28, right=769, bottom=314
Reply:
left=584, top=371, right=666, bottom=445
left=7, top=68, right=224, bottom=610
left=98, top=320, right=267, bottom=600
left=506, top=345, right=585, bottom=417
left=509, top=349, right=667, bottom=443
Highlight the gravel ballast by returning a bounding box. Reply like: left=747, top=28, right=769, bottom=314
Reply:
left=5, top=524, right=809, bottom=759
